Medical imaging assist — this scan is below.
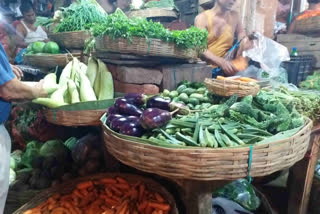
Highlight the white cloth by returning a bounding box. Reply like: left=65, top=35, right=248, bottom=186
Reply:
left=0, top=124, right=11, bottom=214
left=21, top=21, right=48, bottom=44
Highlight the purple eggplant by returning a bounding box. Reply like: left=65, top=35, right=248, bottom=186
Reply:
left=106, top=114, right=124, bottom=126
left=107, top=105, right=119, bottom=114
left=127, top=116, right=140, bottom=123
left=120, top=123, right=144, bottom=137
left=110, top=117, right=128, bottom=132
left=139, top=108, right=172, bottom=130
left=146, top=96, right=171, bottom=111
left=124, top=93, right=147, bottom=106
left=114, top=98, right=143, bottom=117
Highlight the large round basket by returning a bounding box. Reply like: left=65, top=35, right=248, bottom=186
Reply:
left=95, top=36, right=198, bottom=60
left=13, top=173, right=178, bottom=214
left=48, top=31, right=91, bottom=49
left=102, top=116, right=312, bottom=181
left=4, top=189, right=41, bottom=214
left=127, top=8, right=178, bottom=19
left=23, top=53, right=81, bottom=69
left=204, top=78, right=261, bottom=97
left=44, top=109, right=105, bottom=126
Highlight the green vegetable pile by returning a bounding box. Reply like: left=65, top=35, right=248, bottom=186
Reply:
left=54, top=0, right=107, bottom=33
left=299, top=72, right=320, bottom=90
left=91, top=9, right=208, bottom=51
left=135, top=82, right=306, bottom=148
left=143, top=0, right=178, bottom=10
left=26, top=41, right=60, bottom=55
left=10, top=133, right=105, bottom=191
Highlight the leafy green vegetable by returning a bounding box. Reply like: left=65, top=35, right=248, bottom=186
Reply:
left=54, top=0, right=107, bottom=33
left=39, top=140, right=69, bottom=162
left=21, top=141, right=42, bottom=168
left=91, top=9, right=208, bottom=51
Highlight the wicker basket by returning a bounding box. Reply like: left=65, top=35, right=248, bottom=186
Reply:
left=295, top=16, right=320, bottom=34
left=13, top=173, right=178, bottom=214
left=48, top=31, right=91, bottom=49
left=4, top=189, right=41, bottom=214
left=102, top=116, right=312, bottom=181
left=23, top=53, right=81, bottom=69
left=44, top=109, right=105, bottom=126
left=204, top=78, right=261, bottom=97
left=127, top=8, right=178, bottom=19
left=95, top=36, right=198, bottom=60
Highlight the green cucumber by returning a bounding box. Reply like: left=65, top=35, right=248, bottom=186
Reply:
left=188, top=98, right=200, bottom=106
left=169, top=90, right=179, bottom=98
left=214, top=130, right=226, bottom=147
left=187, top=103, right=194, bottom=109
left=178, top=93, right=189, bottom=103
left=199, top=125, right=207, bottom=147
left=163, top=89, right=170, bottom=96
left=177, top=85, right=188, bottom=93
left=196, top=87, right=207, bottom=94
left=182, top=88, right=196, bottom=95
left=176, top=132, right=199, bottom=147
left=190, top=93, right=205, bottom=100
left=172, top=97, right=180, bottom=102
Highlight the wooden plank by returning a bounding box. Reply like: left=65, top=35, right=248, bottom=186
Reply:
left=161, top=63, right=212, bottom=90
left=287, top=133, right=320, bottom=214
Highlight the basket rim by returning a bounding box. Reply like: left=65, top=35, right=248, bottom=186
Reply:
left=101, top=113, right=313, bottom=152
left=205, top=78, right=260, bottom=86
left=48, top=30, right=90, bottom=36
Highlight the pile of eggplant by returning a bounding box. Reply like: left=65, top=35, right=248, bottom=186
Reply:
left=106, top=93, right=190, bottom=137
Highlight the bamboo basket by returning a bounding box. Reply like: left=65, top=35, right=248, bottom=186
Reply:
left=48, top=31, right=91, bottom=49
left=44, top=109, right=105, bottom=126
left=127, top=8, right=178, bottom=19
left=13, top=173, right=178, bottom=214
left=295, top=16, right=320, bottom=34
left=95, top=36, right=198, bottom=60
left=4, top=189, right=41, bottom=214
left=102, top=116, right=312, bottom=181
left=23, top=53, right=81, bottom=69
left=204, top=78, right=261, bottom=97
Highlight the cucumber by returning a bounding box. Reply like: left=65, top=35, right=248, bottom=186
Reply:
left=187, top=97, right=200, bottom=106
left=190, top=93, right=206, bottom=101
left=196, top=87, right=207, bottom=94
left=177, top=85, right=188, bottom=94
left=172, top=97, right=180, bottom=102
left=169, top=90, right=179, bottom=98
left=178, top=93, right=189, bottom=103
left=182, top=88, right=196, bottom=95
left=176, top=132, right=199, bottom=147
left=187, top=103, right=194, bottom=109
left=163, top=89, right=170, bottom=96
left=194, top=104, right=201, bottom=110
left=201, top=103, right=212, bottom=109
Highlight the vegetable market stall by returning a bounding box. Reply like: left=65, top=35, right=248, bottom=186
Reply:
left=99, top=79, right=314, bottom=214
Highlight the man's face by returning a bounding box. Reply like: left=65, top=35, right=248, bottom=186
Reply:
left=24, top=9, right=36, bottom=24
left=217, top=0, right=236, bottom=11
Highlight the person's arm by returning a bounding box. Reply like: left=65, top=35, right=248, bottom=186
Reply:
left=195, top=14, right=237, bottom=76
left=16, top=24, right=29, bottom=48
left=235, top=12, right=246, bottom=41
left=0, top=78, right=46, bottom=101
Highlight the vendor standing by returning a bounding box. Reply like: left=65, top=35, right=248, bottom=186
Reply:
left=195, top=0, right=251, bottom=77
left=16, top=1, right=49, bottom=48
left=0, top=42, right=47, bottom=213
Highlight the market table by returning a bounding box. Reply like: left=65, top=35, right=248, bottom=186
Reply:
left=287, top=125, right=320, bottom=214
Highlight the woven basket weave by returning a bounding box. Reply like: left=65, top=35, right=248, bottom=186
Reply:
left=48, top=31, right=91, bottom=49
left=44, top=109, right=105, bottom=126
left=13, top=173, right=178, bottom=214
left=127, top=8, right=178, bottom=19
left=295, top=16, right=320, bottom=34
left=23, top=53, right=81, bottom=69
left=102, top=116, right=312, bottom=181
left=204, top=78, right=261, bottom=97
left=4, top=189, right=41, bottom=214
left=95, top=36, right=198, bottom=60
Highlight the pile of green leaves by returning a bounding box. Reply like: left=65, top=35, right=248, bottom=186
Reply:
left=299, top=72, right=320, bottom=90
left=143, top=0, right=178, bottom=10
left=91, top=9, right=208, bottom=50
left=54, top=0, right=107, bottom=33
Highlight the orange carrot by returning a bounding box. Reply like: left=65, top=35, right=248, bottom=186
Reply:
left=112, top=195, right=121, bottom=202
left=114, top=183, right=130, bottom=190
left=139, top=184, right=145, bottom=201
left=148, top=202, right=170, bottom=211
left=72, top=189, right=83, bottom=198
left=105, top=188, right=113, bottom=197
left=154, top=193, right=164, bottom=203
left=80, top=189, right=89, bottom=196
left=105, top=197, right=119, bottom=207
left=110, top=186, right=123, bottom=196
left=116, top=177, right=129, bottom=185
left=100, top=178, right=118, bottom=184
left=77, top=180, right=93, bottom=189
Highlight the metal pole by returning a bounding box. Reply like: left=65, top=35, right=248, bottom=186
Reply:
left=287, top=0, right=295, bottom=28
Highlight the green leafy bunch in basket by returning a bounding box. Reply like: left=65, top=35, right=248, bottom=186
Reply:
left=90, top=8, right=208, bottom=51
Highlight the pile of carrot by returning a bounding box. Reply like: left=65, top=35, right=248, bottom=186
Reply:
left=23, top=177, right=171, bottom=214
left=216, top=76, right=257, bottom=83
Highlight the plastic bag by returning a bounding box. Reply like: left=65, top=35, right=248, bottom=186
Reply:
left=213, top=179, right=261, bottom=211
left=241, top=32, right=290, bottom=82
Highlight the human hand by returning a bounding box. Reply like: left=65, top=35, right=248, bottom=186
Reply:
left=219, top=59, right=238, bottom=76
left=33, top=80, right=48, bottom=98
left=10, top=64, right=23, bottom=80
